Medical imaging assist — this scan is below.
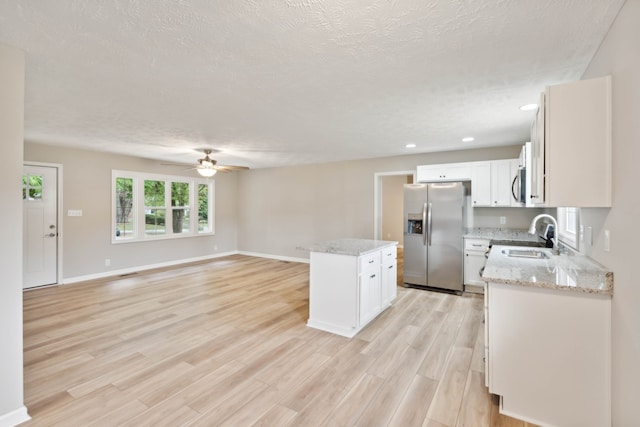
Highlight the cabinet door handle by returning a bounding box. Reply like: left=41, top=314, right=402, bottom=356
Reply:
left=368, top=260, right=375, bottom=264
left=472, top=244, right=482, bottom=247
left=388, top=265, right=393, bottom=269
left=370, top=274, right=376, bottom=279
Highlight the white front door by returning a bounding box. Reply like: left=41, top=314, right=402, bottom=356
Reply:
left=23, top=165, right=58, bottom=288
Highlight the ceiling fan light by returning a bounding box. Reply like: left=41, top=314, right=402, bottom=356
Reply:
left=197, top=167, right=217, bottom=177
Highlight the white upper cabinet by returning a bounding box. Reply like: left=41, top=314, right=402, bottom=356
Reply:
left=471, top=162, right=491, bottom=206
left=471, top=159, right=518, bottom=207
left=416, top=162, right=471, bottom=182
left=490, top=160, right=513, bottom=207
left=530, top=76, right=612, bottom=207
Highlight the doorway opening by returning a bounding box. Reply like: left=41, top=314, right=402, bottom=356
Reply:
left=374, top=170, right=414, bottom=286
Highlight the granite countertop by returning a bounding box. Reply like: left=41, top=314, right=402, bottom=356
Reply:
left=303, top=238, right=398, bottom=256
left=482, top=245, right=613, bottom=296
left=464, top=227, right=544, bottom=244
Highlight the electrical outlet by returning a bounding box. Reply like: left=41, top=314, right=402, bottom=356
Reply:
left=105, top=259, right=111, bottom=267
left=499, top=216, right=506, bottom=225
left=604, top=230, right=610, bottom=252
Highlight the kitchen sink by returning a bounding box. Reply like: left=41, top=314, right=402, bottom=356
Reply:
left=501, top=248, right=551, bottom=259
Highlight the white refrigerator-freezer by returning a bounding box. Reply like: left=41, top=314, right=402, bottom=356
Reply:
left=403, top=182, right=465, bottom=293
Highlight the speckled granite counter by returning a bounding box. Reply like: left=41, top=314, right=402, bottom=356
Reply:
left=482, top=245, right=613, bottom=296
left=304, top=238, right=397, bottom=256
left=464, top=228, right=544, bottom=244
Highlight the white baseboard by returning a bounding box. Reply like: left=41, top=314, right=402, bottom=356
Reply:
left=61, top=250, right=308, bottom=285
left=237, top=251, right=309, bottom=264
left=0, top=406, right=30, bottom=427
left=63, top=251, right=239, bottom=284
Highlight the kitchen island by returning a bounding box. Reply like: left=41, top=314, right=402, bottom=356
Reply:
left=305, top=238, right=397, bottom=338
left=482, top=245, right=613, bottom=427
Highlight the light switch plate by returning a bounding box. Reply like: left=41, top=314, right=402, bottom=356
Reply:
left=604, top=230, right=610, bottom=252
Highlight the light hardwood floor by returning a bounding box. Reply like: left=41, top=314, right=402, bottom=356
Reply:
left=23, top=254, right=533, bottom=426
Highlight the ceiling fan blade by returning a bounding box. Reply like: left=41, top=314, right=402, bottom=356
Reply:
left=161, top=162, right=193, bottom=167
left=215, top=165, right=250, bottom=171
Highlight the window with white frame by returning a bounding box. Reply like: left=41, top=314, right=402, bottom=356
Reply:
left=113, top=171, right=214, bottom=243
left=557, top=207, right=579, bottom=249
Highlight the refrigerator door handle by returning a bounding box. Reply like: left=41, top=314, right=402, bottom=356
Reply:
left=427, top=202, right=433, bottom=246
left=422, top=202, right=427, bottom=246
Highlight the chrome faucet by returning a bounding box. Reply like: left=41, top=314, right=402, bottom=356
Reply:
left=528, top=214, right=560, bottom=255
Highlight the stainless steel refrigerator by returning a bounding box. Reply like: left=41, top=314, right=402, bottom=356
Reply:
left=403, top=182, right=465, bottom=293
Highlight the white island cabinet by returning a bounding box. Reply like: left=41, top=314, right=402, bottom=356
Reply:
left=306, top=239, right=397, bottom=338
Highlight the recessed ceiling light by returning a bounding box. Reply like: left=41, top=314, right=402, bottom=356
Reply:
left=462, top=137, right=474, bottom=142
left=405, top=143, right=416, bottom=148
left=519, top=103, right=538, bottom=111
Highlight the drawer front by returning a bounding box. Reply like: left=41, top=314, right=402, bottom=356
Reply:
left=382, top=245, right=397, bottom=261
left=464, top=238, right=490, bottom=251
left=359, top=251, right=381, bottom=272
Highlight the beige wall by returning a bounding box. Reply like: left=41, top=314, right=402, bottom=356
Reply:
left=471, top=206, right=544, bottom=229
left=24, top=143, right=240, bottom=280
left=577, top=1, right=640, bottom=423
left=237, top=145, right=531, bottom=259
left=0, top=43, right=27, bottom=422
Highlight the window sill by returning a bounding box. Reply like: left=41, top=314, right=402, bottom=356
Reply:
left=112, top=231, right=215, bottom=244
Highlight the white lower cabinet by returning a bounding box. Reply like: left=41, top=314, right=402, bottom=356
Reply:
left=486, top=282, right=611, bottom=427
left=463, top=238, right=490, bottom=293
left=358, top=254, right=381, bottom=326
left=308, top=245, right=397, bottom=338
left=381, top=245, right=398, bottom=307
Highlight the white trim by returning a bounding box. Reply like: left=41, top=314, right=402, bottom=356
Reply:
left=237, top=251, right=309, bottom=264
left=23, top=161, right=64, bottom=286
left=62, top=251, right=239, bottom=284
left=373, top=170, right=415, bottom=240
left=0, top=406, right=30, bottom=427
left=56, top=251, right=307, bottom=285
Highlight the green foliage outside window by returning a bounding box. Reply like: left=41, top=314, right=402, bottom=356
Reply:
left=144, top=180, right=165, bottom=207
left=22, top=174, right=43, bottom=200
left=198, top=184, right=209, bottom=232
left=116, top=177, right=134, bottom=237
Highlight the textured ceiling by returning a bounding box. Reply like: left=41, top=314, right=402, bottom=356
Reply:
left=0, top=0, right=625, bottom=169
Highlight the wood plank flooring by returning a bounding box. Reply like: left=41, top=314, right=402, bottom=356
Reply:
left=23, top=254, right=534, bottom=426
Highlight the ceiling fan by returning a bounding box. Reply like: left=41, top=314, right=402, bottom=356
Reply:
left=163, top=149, right=249, bottom=177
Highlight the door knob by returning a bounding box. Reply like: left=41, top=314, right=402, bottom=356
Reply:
left=49, top=224, right=56, bottom=229
left=45, top=233, right=56, bottom=237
